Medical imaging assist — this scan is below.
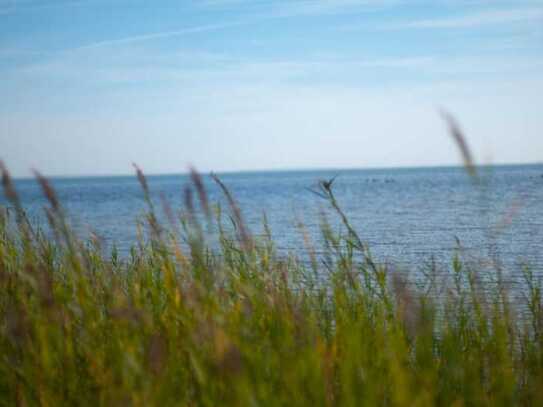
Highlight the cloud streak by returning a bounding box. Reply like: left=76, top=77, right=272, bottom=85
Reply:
left=200, top=0, right=398, bottom=18
left=73, top=21, right=248, bottom=50
left=72, top=1, right=393, bottom=51
left=380, top=7, right=543, bottom=30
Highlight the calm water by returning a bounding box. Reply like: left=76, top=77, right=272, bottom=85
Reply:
left=3, top=165, right=543, bottom=274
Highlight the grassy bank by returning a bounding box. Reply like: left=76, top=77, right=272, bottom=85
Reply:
left=1, top=164, right=542, bottom=406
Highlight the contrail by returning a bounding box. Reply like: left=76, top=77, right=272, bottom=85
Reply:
left=74, top=21, right=246, bottom=51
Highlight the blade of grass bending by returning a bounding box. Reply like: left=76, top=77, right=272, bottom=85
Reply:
left=210, top=172, right=253, bottom=252
left=439, top=110, right=478, bottom=179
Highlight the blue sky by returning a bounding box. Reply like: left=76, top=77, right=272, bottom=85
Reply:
left=1, top=0, right=542, bottom=177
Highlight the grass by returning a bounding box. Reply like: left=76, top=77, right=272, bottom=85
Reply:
left=1, top=162, right=543, bottom=406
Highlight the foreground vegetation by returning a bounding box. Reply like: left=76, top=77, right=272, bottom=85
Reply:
left=1, top=163, right=542, bottom=406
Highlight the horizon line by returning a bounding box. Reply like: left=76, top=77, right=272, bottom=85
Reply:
left=8, top=161, right=543, bottom=182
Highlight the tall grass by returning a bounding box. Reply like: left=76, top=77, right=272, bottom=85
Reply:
left=1, top=162, right=542, bottom=406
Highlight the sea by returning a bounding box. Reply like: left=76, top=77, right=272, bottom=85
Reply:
left=2, top=164, right=543, bottom=277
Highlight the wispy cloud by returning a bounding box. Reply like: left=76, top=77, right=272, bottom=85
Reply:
left=263, top=0, right=393, bottom=16
left=72, top=21, right=247, bottom=51
left=201, top=0, right=397, bottom=17
left=72, top=1, right=391, bottom=51
left=14, top=46, right=543, bottom=93
left=379, top=7, right=543, bottom=30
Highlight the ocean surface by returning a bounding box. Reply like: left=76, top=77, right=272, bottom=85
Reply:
left=2, top=164, right=543, bottom=275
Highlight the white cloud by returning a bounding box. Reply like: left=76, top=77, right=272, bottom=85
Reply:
left=380, top=7, right=543, bottom=30
left=12, top=46, right=543, bottom=90
left=64, top=1, right=396, bottom=51
left=73, top=21, right=248, bottom=51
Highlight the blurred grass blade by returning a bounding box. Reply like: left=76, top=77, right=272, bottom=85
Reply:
left=440, top=110, right=477, bottom=179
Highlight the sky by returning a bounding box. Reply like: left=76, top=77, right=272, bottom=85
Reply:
left=1, top=0, right=542, bottom=177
